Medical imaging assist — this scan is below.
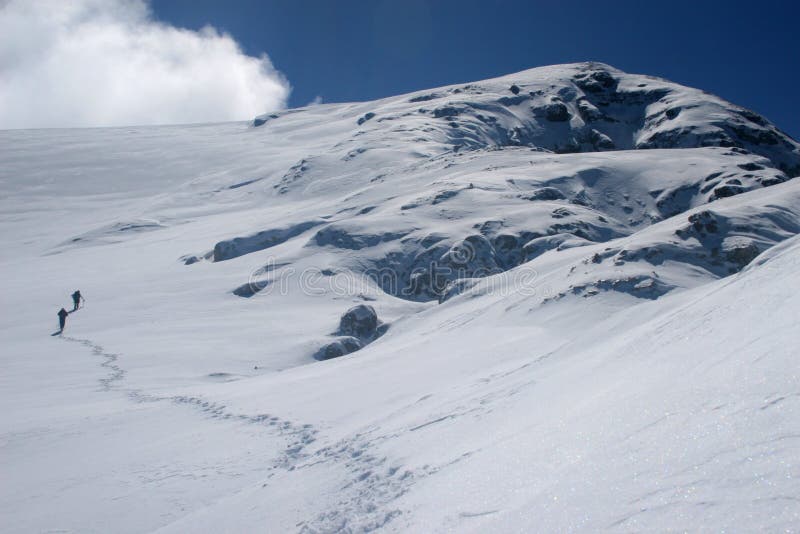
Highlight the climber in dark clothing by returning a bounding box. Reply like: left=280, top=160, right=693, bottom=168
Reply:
left=58, top=308, right=69, bottom=332
left=71, top=290, right=84, bottom=311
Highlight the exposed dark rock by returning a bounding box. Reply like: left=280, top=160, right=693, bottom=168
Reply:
left=492, top=234, right=528, bottom=269
left=724, top=241, right=761, bottom=268
left=588, top=129, right=615, bottom=150
left=312, top=226, right=409, bottom=250
left=409, top=93, right=441, bottom=103
left=576, top=98, right=605, bottom=122
left=738, top=162, right=764, bottom=171
left=316, top=305, right=389, bottom=360
left=758, top=175, right=786, bottom=187
left=498, top=95, right=530, bottom=106
left=570, top=190, right=592, bottom=206
left=338, top=304, right=381, bottom=340
left=315, top=336, right=363, bottom=360
left=357, top=112, right=376, bottom=125
left=544, top=102, right=570, bottom=122
left=419, top=233, right=448, bottom=248
left=655, top=184, right=701, bottom=218
left=432, top=189, right=460, bottom=205
left=551, top=207, right=573, bottom=219
left=433, top=106, right=461, bottom=118
left=679, top=210, right=720, bottom=238
left=519, top=187, right=567, bottom=201
left=712, top=184, right=746, bottom=200
left=440, top=235, right=502, bottom=273
left=731, top=126, right=781, bottom=146
left=510, top=84, right=521, bottom=95
left=548, top=221, right=590, bottom=240
left=574, top=70, right=618, bottom=93
left=554, top=139, right=581, bottom=154
left=738, top=109, right=769, bottom=127
left=475, top=220, right=505, bottom=235
left=232, top=281, right=268, bottom=298
left=403, top=235, right=499, bottom=299
left=523, top=234, right=590, bottom=261
left=253, top=113, right=279, bottom=127
left=613, top=246, right=666, bottom=266
left=274, top=158, right=311, bottom=194
left=566, top=274, right=670, bottom=300
left=213, top=220, right=322, bottom=262
left=782, top=164, right=800, bottom=178
left=407, top=268, right=449, bottom=300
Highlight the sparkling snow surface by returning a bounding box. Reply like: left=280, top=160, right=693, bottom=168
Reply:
left=1, top=63, right=799, bottom=532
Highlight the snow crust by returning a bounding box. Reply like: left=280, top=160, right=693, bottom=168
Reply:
left=1, top=62, right=798, bottom=532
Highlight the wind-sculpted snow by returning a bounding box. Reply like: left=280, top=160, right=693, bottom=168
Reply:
left=207, top=146, right=790, bottom=303
left=534, top=180, right=800, bottom=304
left=255, top=62, right=800, bottom=176
left=240, top=62, right=797, bottom=303
left=2, top=62, right=800, bottom=532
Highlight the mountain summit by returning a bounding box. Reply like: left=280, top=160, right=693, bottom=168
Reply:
left=258, top=62, right=800, bottom=174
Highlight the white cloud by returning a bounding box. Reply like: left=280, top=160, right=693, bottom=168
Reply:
left=0, top=0, right=291, bottom=129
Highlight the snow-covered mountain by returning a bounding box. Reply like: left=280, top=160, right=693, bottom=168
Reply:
left=1, top=62, right=799, bottom=532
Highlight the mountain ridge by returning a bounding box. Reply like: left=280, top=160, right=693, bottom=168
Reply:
left=256, top=61, right=800, bottom=176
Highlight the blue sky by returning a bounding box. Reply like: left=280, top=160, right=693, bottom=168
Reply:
left=1, top=0, right=797, bottom=132
left=150, top=0, right=800, bottom=138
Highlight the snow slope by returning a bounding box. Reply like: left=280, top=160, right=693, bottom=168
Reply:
left=1, top=63, right=798, bottom=532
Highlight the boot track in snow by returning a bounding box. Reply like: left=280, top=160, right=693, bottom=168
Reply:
left=59, top=334, right=418, bottom=531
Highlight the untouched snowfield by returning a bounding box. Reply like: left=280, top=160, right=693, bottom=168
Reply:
left=1, top=63, right=799, bottom=532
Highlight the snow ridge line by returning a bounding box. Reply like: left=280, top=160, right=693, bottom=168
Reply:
left=60, top=335, right=417, bottom=532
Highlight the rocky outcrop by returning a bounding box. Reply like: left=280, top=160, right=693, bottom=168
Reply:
left=316, top=336, right=364, bottom=360
left=213, top=220, right=323, bottom=262
left=338, top=304, right=382, bottom=340
left=315, top=305, right=388, bottom=361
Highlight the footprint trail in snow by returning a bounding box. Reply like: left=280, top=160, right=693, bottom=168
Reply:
left=60, top=334, right=418, bottom=532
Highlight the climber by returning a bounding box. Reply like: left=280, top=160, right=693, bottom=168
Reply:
left=71, top=290, right=84, bottom=311
left=58, top=308, right=69, bottom=332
